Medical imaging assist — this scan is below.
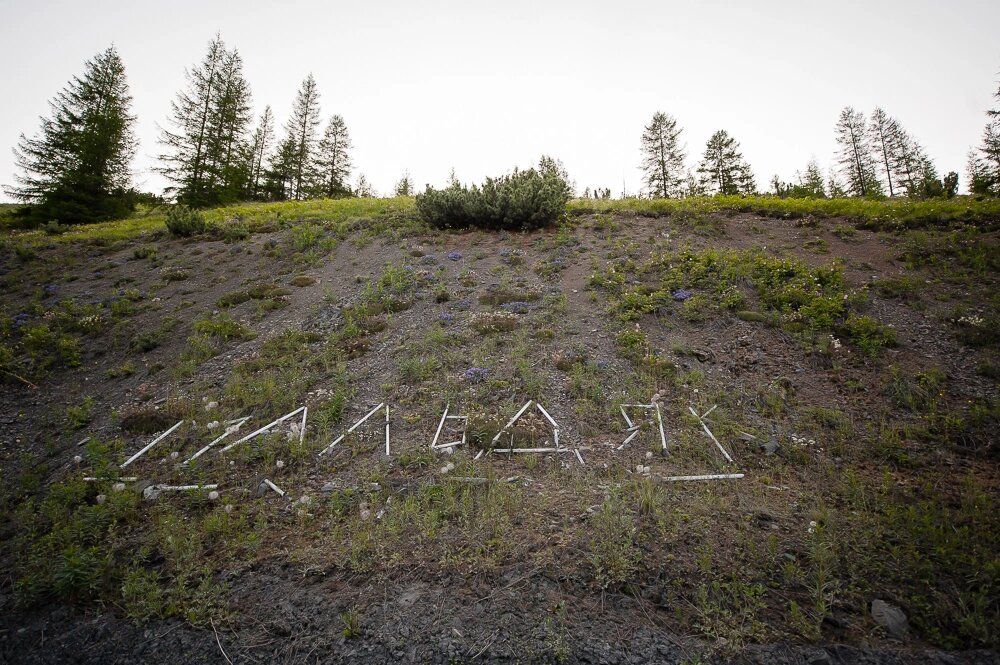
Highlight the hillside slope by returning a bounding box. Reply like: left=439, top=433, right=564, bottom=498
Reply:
left=1, top=198, right=998, bottom=663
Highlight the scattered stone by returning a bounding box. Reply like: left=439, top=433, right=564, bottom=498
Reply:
left=298, top=495, right=312, bottom=506
left=320, top=481, right=337, bottom=493
left=871, top=599, right=908, bottom=638
left=169, top=451, right=179, bottom=459
left=208, top=490, right=220, bottom=501
left=368, top=482, right=382, bottom=492
left=112, top=482, right=126, bottom=493
left=645, top=451, right=653, bottom=459
left=760, top=439, right=781, bottom=455
left=73, top=455, right=82, bottom=464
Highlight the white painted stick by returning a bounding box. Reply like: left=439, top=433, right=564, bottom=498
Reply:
left=220, top=407, right=305, bottom=453
left=473, top=449, right=484, bottom=461
left=574, top=449, right=585, bottom=465
left=618, top=428, right=641, bottom=450
left=432, top=404, right=449, bottom=449
left=435, top=440, right=465, bottom=449
left=185, top=417, right=251, bottom=464
left=620, top=405, right=633, bottom=429
left=554, top=429, right=560, bottom=448
left=688, top=406, right=733, bottom=463
left=536, top=403, right=559, bottom=430
left=385, top=404, right=390, bottom=456
left=625, top=425, right=642, bottom=432
left=84, top=476, right=137, bottom=482
left=701, top=404, right=718, bottom=419
left=622, top=404, right=655, bottom=409
left=121, top=420, right=183, bottom=468
left=492, top=447, right=569, bottom=453
left=299, top=406, right=308, bottom=444
left=149, top=484, right=219, bottom=492
left=492, top=400, right=533, bottom=443
left=660, top=473, right=743, bottom=482
left=655, top=402, right=668, bottom=453
left=318, top=403, right=385, bottom=455
left=262, top=478, right=285, bottom=496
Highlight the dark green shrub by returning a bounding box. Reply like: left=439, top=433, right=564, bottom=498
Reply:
left=416, top=167, right=569, bottom=231
left=165, top=205, right=206, bottom=237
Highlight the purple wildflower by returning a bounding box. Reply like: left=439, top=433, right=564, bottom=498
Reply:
left=43, top=284, right=57, bottom=296
left=13, top=312, right=30, bottom=329
left=672, top=289, right=692, bottom=301
left=447, top=251, right=462, bottom=261
left=500, top=301, right=531, bottom=314
left=438, top=311, right=454, bottom=323
left=463, top=367, right=489, bottom=383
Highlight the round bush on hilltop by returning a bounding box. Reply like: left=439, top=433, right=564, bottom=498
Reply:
left=415, top=167, right=570, bottom=231
left=164, top=205, right=206, bottom=237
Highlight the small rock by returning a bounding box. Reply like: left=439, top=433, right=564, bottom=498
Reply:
left=276, top=460, right=285, bottom=469
left=224, top=504, right=234, bottom=513
left=645, top=451, right=653, bottom=459
left=298, top=495, right=311, bottom=506
left=320, top=481, right=337, bottom=493
left=635, top=464, right=644, bottom=474
left=96, top=494, right=107, bottom=505
left=112, top=482, right=126, bottom=493
left=208, top=490, right=220, bottom=501
left=170, top=451, right=179, bottom=459
left=73, top=455, right=82, bottom=464
left=360, top=509, right=372, bottom=521
left=204, top=401, right=218, bottom=411
left=871, top=599, right=908, bottom=638
left=368, top=482, right=382, bottom=492
left=760, top=439, right=781, bottom=455
left=207, top=421, right=220, bottom=430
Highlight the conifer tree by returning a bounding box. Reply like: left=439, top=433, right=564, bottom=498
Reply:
left=314, top=114, right=352, bottom=198
left=6, top=46, right=137, bottom=224
left=967, top=150, right=993, bottom=195
left=834, top=107, right=881, bottom=197
left=799, top=158, right=826, bottom=197
left=869, top=108, right=900, bottom=196
left=354, top=173, right=375, bottom=198
left=394, top=171, right=414, bottom=196
left=280, top=74, right=322, bottom=200
left=696, top=130, right=755, bottom=195
left=158, top=34, right=253, bottom=207
left=640, top=112, right=685, bottom=198
left=244, top=106, right=274, bottom=200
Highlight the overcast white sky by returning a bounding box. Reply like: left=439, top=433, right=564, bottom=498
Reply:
left=1, top=0, right=998, bottom=200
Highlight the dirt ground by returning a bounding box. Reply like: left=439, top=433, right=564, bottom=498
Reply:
left=1, top=208, right=997, bottom=663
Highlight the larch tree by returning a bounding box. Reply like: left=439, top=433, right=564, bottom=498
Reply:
left=280, top=74, right=322, bottom=200
left=696, top=130, right=756, bottom=195
left=834, top=107, right=881, bottom=197
left=244, top=106, right=274, bottom=200
left=6, top=46, right=137, bottom=225
left=640, top=112, right=685, bottom=198
left=799, top=158, right=826, bottom=197
left=314, top=114, right=352, bottom=198
left=394, top=171, right=414, bottom=196
left=966, top=150, right=992, bottom=195
left=978, top=79, right=1000, bottom=194
left=869, top=108, right=900, bottom=196
left=158, top=34, right=252, bottom=207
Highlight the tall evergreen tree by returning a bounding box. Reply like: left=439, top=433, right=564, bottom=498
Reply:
left=6, top=46, right=137, bottom=224
left=158, top=34, right=252, bottom=206
left=280, top=74, right=322, bottom=200
left=314, top=114, right=352, bottom=198
left=640, top=112, right=685, bottom=198
left=695, top=130, right=756, bottom=195
left=868, top=108, right=900, bottom=197
left=834, top=107, right=881, bottom=197
left=244, top=106, right=274, bottom=200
